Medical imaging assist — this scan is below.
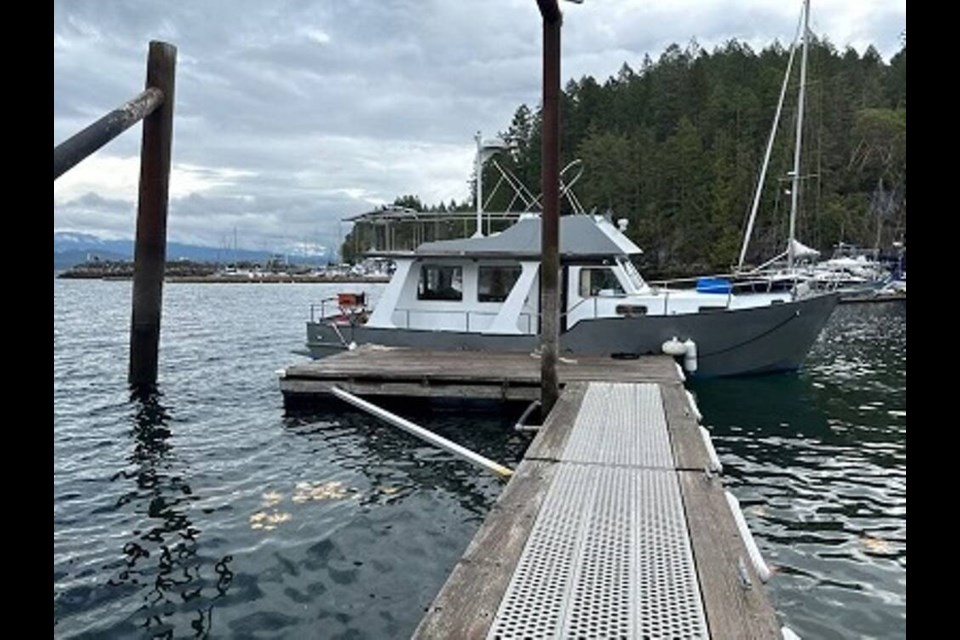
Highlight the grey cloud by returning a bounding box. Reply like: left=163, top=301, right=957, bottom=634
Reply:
left=54, top=0, right=905, bottom=255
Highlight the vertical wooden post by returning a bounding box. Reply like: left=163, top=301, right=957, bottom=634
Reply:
left=129, top=41, right=177, bottom=386
left=538, top=3, right=562, bottom=416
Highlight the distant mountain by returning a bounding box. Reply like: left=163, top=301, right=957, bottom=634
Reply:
left=54, top=232, right=332, bottom=270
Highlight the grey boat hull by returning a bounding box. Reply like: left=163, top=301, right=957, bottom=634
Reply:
left=306, top=292, right=839, bottom=378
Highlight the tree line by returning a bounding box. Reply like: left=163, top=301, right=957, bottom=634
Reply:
left=343, top=35, right=905, bottom=275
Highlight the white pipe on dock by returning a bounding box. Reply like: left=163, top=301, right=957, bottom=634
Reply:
left=725, top=491, right=773, bottom=582
left=329, top=386, right=514, bottom=478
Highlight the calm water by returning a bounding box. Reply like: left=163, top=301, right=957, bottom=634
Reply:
left=54, top=280, right=905, bottom=639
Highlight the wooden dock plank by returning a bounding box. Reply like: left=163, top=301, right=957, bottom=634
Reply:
left=660, top=383, right=715, bottom=470
left=678, top=471, right=781, bottom=639
left=284, top=348, right=679, bottom=381
left=280, top=378, right=540, bottom=401
left=282, top=348, right=680, bottom=401
left=412, top=459, right=555, bottom=640
left=524, top=383, right=587, bottom=461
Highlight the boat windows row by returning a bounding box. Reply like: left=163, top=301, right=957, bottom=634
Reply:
left=417, top=264, right=634, bottom=303
left=418, top=264, right=524, bottom=302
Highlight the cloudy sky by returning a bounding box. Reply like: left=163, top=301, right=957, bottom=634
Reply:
left=54, top=0, right=905, bottom=256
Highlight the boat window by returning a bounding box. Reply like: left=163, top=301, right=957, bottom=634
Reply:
left=478, top=265, right=522, bottom=302
left=615, top=304, right=647, bottom=317
left=618, top=257, right=646, bottom=291
left=418, top=264, right=463, bottom=301
left=579, top=267, right=625, bottom=297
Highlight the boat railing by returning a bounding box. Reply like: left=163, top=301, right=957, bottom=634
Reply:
left=391, top=307, right=537, bottom=334
left=310, top=298, right=338, bottom=322
left=311, top=294, right=369, bottom=323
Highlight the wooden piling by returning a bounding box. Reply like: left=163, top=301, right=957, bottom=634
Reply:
left=538, top=1, right=562, bottom=415
left=129, top=41, right=177, bottom=386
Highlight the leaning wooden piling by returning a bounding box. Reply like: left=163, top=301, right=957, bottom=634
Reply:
left=54, top=40, right=178, bottom=388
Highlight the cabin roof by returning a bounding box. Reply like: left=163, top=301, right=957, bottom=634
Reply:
left=382, top=215, right=642, bottom=260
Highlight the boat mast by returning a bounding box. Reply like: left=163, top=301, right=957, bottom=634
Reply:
left=788, top=0, right=810, bottom=270
left=474, top=131, right=484, bottom=238
left=737, top=18, right=801, bottom=271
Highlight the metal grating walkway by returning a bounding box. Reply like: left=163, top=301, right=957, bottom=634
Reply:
left=561, top=382, right=674, bottom=468
left=487, top=382, right=709, bottom=640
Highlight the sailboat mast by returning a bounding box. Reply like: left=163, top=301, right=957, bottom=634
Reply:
left=737, top=20, right=801, bottom=271
left=788, top=0, right=810, bottom=270
left=474, top=131, right=484, bottom=238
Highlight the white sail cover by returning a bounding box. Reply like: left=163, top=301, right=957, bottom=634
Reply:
left=789, top=238, right=820, bottom=258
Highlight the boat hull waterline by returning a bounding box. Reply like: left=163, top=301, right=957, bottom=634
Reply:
left=306, top=292, right=840, bottom=378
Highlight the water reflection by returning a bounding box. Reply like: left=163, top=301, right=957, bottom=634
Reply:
left=104, top=386, right=234, bottom=638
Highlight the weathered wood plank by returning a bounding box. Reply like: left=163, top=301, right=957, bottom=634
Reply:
left=280, top=378, right=539, bottom=401
left=660, top=382, right=714, bottom=470
left=282, top=349, right=679, bottom=403
left=677, top=471, right=781, bottom=640
left=524, top=383, right=588, bottom=461
left=413, top=459, right=555, bottom=640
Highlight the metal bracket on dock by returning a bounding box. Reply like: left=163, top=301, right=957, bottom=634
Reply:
left=737, top=556, right=753, bottom=590
left=513, top=400, right=542, bottom=432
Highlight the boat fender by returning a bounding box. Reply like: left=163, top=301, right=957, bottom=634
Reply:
left=699, top=426, right=722, bottom=473
left=347, top=341, right=357, bottom=351
left=662, top=337, right=686, bottom=357
left=682, top=338, right=698, bottom=373
left=725, top=491, right=772, bottom=582
left=685, top=389, right=703, bottom=422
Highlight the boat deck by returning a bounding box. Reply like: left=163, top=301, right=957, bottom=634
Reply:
left=279, top=346, right=680, bottom=403
left=413, top=380, right=781, bottom=639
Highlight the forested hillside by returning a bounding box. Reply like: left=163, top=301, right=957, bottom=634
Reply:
left=345, top=36, right=905, bottom=274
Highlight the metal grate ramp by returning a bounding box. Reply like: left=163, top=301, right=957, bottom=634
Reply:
left=561, top=382, right=674, bottom=469
left=487, top=464, right=709, bottom=640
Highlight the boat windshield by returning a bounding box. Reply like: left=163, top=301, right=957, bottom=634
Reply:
left=618, top=257, right=645, bottom=292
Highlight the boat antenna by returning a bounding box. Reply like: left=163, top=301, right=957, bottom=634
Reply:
left=737, top=7, right=803, bottom=271
left=473, top=131, right=509, bottom=238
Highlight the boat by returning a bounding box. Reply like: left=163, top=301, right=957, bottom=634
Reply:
left=304, top=213, right=839, bottom=377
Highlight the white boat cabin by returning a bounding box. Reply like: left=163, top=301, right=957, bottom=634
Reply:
left=362, top=214, right=793, bottom=335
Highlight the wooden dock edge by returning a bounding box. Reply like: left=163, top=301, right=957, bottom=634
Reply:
left=412, top=459, right=555, bottom=639
left=678, top=471, right=782, bottom=638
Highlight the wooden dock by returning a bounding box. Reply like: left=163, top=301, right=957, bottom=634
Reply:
left=412, top=380, right=782, bottom=639
left=279, top=347, right=785, bottom=637
left=279, top=346, right=680, bottom=403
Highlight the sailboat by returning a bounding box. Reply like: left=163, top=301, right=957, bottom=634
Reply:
left=734, top=0, right=822, bottom=294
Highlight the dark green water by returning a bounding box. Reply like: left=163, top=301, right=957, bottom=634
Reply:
left=691, top=301, right=906, bottom=639
left=54, top=280, right=905, bottom=638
